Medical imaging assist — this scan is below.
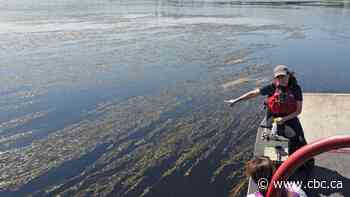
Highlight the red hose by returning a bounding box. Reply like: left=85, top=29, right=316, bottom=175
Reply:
left=266, top=135, right=350, bottom=197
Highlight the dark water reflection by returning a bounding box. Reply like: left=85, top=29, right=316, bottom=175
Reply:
left=0, top=143, right=110, bottom=197
left=0, top=0, right=350, bottom=146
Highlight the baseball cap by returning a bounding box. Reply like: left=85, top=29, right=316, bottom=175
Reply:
left=273, top=64, right=289, bottom=78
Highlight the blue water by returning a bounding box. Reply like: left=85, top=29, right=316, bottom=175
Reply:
left=1, top=0, right=350, bottom=149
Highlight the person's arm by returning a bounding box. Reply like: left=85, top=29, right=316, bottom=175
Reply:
left=225, top=88, right=260, bottom=106
left=279, top=101, right=302, bottom=123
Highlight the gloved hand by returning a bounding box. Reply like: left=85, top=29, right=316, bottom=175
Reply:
left=224, top=99, right=239, bottom=107
left=275, top=117, right=284, bottom=125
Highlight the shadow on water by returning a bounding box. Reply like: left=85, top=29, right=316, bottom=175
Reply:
left=0, top=143, right=111, bottom=197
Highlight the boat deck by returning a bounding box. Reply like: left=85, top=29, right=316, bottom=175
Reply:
left=247, top=93, right=350, bottom=197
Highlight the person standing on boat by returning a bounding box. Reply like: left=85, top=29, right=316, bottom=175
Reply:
left=225, top=65, right=308, bottom=156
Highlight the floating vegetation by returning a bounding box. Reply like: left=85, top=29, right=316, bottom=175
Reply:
left=224, top=58, right=247, bottom=65
left=0, top=110, right=50, bottom=132
left=0, top=8, right=291, bottom=196
left=0, top=58, right=270, bottom=196
left=221, top=77, right=251, bottom=90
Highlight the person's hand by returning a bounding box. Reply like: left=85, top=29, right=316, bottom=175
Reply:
left=224, top=99, right=238, bottom=107
left=275, top=117, right=284, bottom=125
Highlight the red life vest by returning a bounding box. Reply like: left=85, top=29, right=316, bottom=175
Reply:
left=267, top=81, right=297, bottom=116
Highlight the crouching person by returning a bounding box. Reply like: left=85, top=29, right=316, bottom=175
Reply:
left=246, top=156, right=307, bottom=197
